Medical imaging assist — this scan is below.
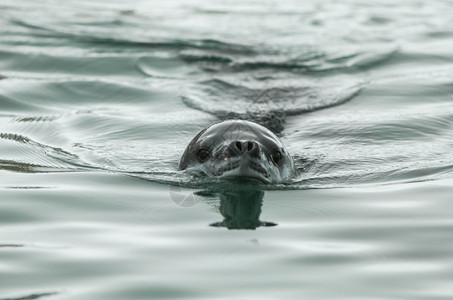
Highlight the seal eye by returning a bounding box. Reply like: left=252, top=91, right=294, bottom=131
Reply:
left=271, top=150, right=282, bottom=165
left=197, top=149, right=210, bottom=163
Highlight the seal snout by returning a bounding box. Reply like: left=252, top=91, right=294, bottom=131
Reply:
left=229, top=140, right=258, bottom=157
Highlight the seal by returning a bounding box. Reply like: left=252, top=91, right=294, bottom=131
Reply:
left=179, top=120, right=296, bottom=183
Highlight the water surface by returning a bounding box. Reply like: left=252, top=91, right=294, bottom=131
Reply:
left=1, top=0, right=453, bottom=299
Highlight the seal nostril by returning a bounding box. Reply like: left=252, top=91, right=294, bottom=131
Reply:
left=235, top=141, right=242, bottom=152
left=271, top=150, right=282, bottom=165
left=247, top=141, right=253, bottom=151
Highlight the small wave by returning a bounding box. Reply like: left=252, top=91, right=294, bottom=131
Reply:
left=10, top=17, right=255, bottom=54
left=294, top=158, right=453, bottom=189
left=14, top=116, right=59, bottom=123
left=0, top=132, right=90, bottom=173
left=0, top=160, right=69, bottom=174
left=180, top=50, right=234, bottom=64
left=0, top=78, right=155, bottom=111
left=317, top=46, right=399, bottom=72
left=179, top=50, right=321, bottom=73
left=0, top=244, right=23, bottom=247
left=0, top=292, right=58, bottom=300
left=179, top=46, right=398, bottom=74
left=0, top=92, right=43, bottom=113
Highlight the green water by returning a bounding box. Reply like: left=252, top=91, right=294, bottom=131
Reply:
left=2, top=0, right=453, bottom=299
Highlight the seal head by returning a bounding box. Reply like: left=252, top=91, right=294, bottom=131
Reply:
left=179, top=120, right=295, bottom=183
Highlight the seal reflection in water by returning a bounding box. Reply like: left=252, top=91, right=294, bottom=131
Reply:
left=207, top=183, right=277, bottom=229
left=179, top=120, right=296, bottom=184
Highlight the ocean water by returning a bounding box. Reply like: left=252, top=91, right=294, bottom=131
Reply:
left=1, top=0, right=453, bottom=299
